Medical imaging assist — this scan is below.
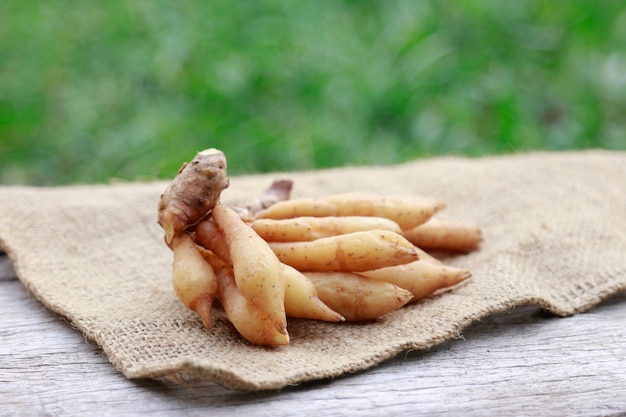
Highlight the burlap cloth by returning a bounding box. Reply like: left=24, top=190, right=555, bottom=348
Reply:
left=1, top=150, right=625, bottom=390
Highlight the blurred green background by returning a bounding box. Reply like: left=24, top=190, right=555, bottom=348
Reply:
left=1, top=1, right=625, bottom=185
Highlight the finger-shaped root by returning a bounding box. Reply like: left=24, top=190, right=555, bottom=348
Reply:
left=304, top=272, right=413, bottom=321
left=255, top=192, right=445, bottom=230
left=281, top=264, right=344, bottom=322
left=214, top=262, right=290, bottom=347
left=212, top=204, right=287, bottom=335
left=194, top=218, right=232, bottom=264
left=171, top=233, right=218, bottom=328
left=250, top=216, right=402, bottom=242
left=360, top=260, right=471, bottom=301
left=403, top=219, right=482, bottom=253
left=268, top=230, right=418, bottom=272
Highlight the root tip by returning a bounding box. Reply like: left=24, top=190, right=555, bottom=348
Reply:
left=195, top=297, right=214, bottom=329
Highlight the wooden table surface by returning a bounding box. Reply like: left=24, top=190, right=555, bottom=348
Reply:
left=2, top=254, right=626, bottom=417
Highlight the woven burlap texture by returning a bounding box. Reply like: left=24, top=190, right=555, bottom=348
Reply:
left=1, top=150, right=625, bottom=390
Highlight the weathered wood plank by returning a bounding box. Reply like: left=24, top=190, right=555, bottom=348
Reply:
left=1, top=255, right=625, bottom=416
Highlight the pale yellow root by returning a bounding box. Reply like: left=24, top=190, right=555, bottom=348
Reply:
left=214, top=262, right=289, bottom=347
left=360, top=260, right=471, bottom=301
left=250, top=216, right=402, bottom=242
left=211, top=204, right=287, bottom=335
left=304, top=272, right=413, bottom=321
left=268, top=230, right=418, bottom=272
left=281, top=264, right=344, bottom=322
left=255, top=198, right=336, bottom=219
left=171, top=233, right=218, bottom=329
left=255, top=192, right=446, bottom=230
left=403, top=219, right=483, bottom=253
left=194, top=218, right=232, bottom=264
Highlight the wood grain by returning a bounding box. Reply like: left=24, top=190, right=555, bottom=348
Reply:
left=1, top=255, right=625, bottom=416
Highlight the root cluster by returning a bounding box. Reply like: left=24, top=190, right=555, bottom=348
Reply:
left=158, top=149, right=482, bottom=346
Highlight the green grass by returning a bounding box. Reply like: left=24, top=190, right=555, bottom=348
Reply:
left=1, top=1, right=625, bottom=185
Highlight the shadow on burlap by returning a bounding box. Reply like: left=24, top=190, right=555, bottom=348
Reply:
left=1, top=150, right=625, bottom=390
